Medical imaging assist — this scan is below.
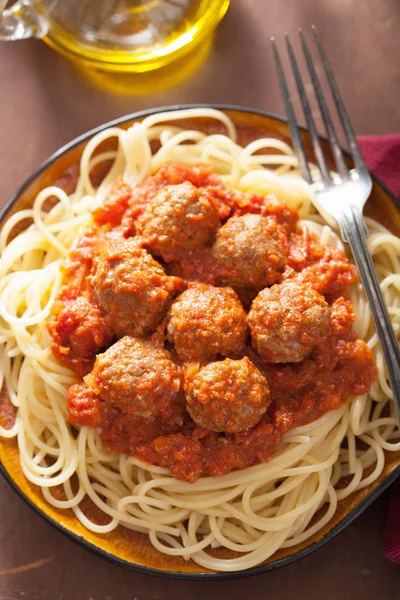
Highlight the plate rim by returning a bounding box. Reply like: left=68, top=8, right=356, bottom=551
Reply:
left=1, top=103, right=399, bottom=580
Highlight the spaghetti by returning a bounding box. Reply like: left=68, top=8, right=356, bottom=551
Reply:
left=0, top=108, right=399, bottom=572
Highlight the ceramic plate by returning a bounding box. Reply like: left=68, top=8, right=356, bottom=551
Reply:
left=0, top=106, right=399, bottom=579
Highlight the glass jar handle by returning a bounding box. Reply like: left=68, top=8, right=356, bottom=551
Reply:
left=0, top=0, right=48, bottom=40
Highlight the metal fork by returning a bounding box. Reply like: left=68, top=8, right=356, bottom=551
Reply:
left=272, top=27, right=400, bottom=420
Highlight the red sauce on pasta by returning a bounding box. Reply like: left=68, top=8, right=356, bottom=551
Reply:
left=50, top=163, right=377, bottom=482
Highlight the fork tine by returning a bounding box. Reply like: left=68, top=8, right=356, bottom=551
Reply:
left=299, top=29, right=349, bottom=181
left=311, top=25, right=367, bottom=174
left=271, top=37, right=312, bottom=184
left=284, top=33, right=332, bottom=185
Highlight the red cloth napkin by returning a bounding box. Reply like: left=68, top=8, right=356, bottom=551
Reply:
left=359, top=134, right=400, bottom=200
left=358, top=133, right=400, bottom=563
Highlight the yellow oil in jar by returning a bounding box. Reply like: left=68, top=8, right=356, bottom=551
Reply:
left=39, top=0, right=230, bottom=72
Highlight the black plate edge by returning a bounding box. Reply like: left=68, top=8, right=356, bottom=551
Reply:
left=0, top=103, right=399, bottom=581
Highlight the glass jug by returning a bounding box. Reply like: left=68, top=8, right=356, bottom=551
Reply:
left=0, top=0, right=230, bottom=72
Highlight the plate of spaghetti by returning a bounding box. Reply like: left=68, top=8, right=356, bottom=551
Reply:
left=0, top=106, right=399, bottom=578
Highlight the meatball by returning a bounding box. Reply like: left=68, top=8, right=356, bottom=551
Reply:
left=91, top=240, right=181, bottom=338
left=167, top=284, right=248, bottom=361
left=137, top=182, right=219, bottom=261
left=248, top=281, right=330, bottom=363
left=212, top=214, right=286, bottom=290
left=87, top=336, right=182, bottom=421
left=185, top=357, right=270, bottom=433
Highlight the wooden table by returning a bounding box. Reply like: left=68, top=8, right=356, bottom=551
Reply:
left=1, top=1, right=400, bottom=598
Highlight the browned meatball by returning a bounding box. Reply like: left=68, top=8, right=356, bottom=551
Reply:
left=87, top=336, right=182, bottom=421
left=137, top=182, right=219, bottom=261
left=248, top=281, right=330, bottom=363
left=91, top=240, right=181, bottom=338
left=212, top=214, right=286, bottom=290
left=167, top=284, right=248, bottom=361
left=185, top=357, right=270, bottom=433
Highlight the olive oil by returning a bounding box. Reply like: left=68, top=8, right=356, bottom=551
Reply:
left=37, top=0, right=230, bottom=72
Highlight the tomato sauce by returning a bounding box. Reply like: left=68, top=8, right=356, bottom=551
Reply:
left=55, top=163, right=377, bottom=482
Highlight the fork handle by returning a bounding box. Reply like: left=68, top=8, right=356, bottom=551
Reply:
left=339, top=205, right=400, bottom=420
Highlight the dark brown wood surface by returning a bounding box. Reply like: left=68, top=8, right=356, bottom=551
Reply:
left=1, top=0, right=400, bottom=598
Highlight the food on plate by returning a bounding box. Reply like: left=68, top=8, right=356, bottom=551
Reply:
left=137, top=181, right=219, bottom=261
left=212, top=213, right=286, bottom=289
left=185, top=357, right=270, bottom=433
left=166, top=283, right=248, bottom=361
left=91, top=240, right=182, bottom=338
left=0, top=108, right=398, bottom=573
left=248, top=281, right=330, bottom=363
left=86, top=336, right=183, bottom=421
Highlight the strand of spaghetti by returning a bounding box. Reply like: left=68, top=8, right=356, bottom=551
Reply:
left=120, top=123, right=152, bottom=185
left=42, top=481, right=86, bottom=509
left=75, top=427, right=182, bottom=535
left=356, top=434, right=386, bottom=489
left=78, top=127, right=126, bottom=197
left=85, top=428, right=121, bottom=463
left=190, top=487, right=301, bottom=570
left=140, top=108, right=237, bottom=142
left=0, top=209, right=34, bottom=254
left=281, top=483, right=338, bottom=548
left=139, top=484, right=248, bottom=512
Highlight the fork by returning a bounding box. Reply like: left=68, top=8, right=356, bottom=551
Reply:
left=271, top=27, right=400, bottom=421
